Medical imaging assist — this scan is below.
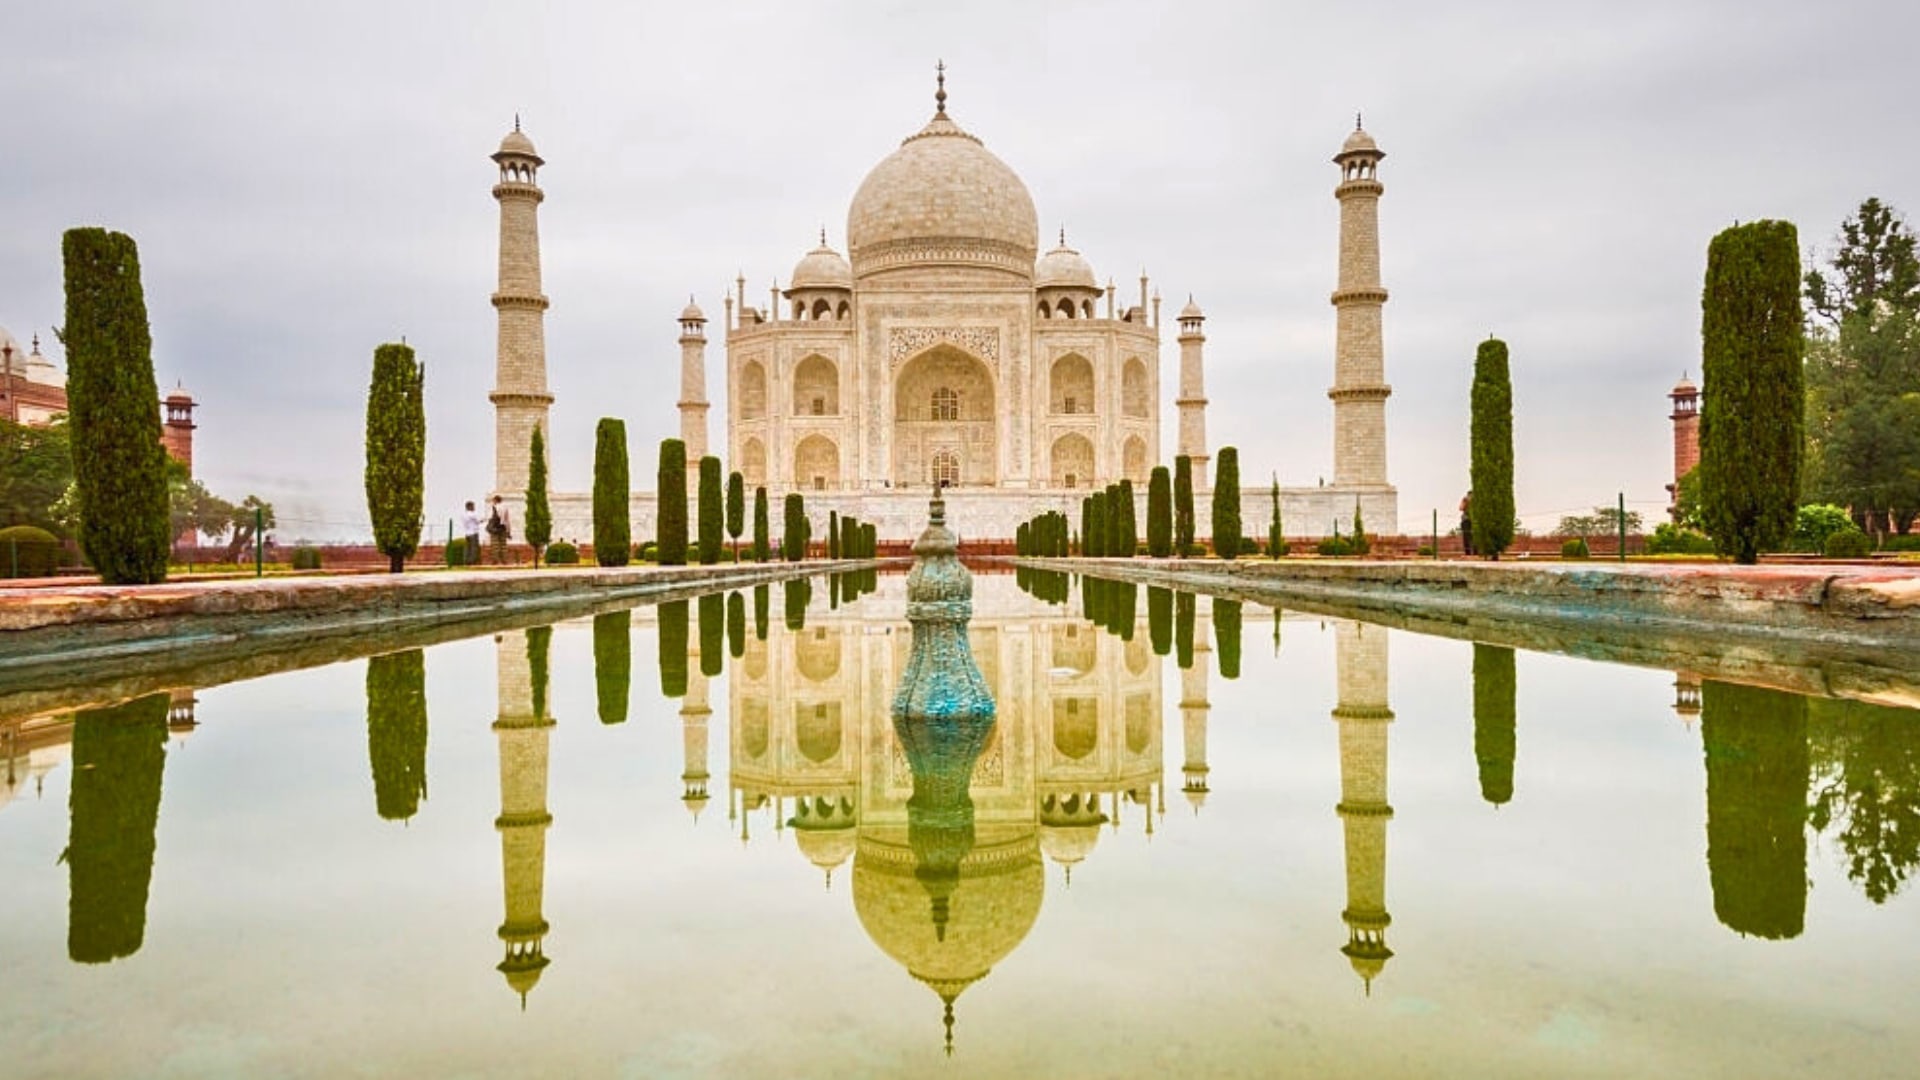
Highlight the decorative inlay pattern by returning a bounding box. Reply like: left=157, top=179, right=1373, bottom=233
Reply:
left=889, top=326, right=1000, bottom=368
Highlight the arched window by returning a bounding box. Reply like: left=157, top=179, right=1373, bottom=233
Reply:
left=931, top=449, right=961, bottom=488
left=931, top=386, right=959, bottom=421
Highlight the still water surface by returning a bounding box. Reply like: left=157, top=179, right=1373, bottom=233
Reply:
left=1, top=571, right=1916, bottom=1078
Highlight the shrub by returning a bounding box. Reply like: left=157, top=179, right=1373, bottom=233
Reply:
left=545, top=541, right=580, bottom=565
left=1560, top=537, right=1590, bottom=560
left=63, top=228, right=171, bottom=585
left=364, top=341, right=426, bottom=574
left=1792, top=504, right=1853, bottom=553
left=1823, top=527, right=1872, bottom=558
left=635, top=541, right=658, bottom=562
left=1882, top=534, right=1920, bottom=552
left=1317, top=535, right=1353, bottom=557
left=1646, top=523, right=1718, bottom=555
left=1416, top=544, right=1436, bottom=557
left=290, top=545, right=323, bottom=570
left=444, top=537, right=466, bottom=567
left=0, top=524, right=62, bottom=577
left=592, top=419, right=630, bottom=567
left=1700, top=220, right=1804, bottom=564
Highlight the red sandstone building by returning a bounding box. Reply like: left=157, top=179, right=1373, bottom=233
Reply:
left=0, top=324, right=196, bottom=473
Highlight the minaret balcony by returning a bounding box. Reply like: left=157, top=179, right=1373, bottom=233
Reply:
left=1335, top=178, right=1384, bottom=198
left=1327, top=385, right=1392, bottom=403
left=491, top=293, right=551, bottom=312
left=491, top=182, right=545, bottom=202
left=1330, top=287, right=1390, bottom=306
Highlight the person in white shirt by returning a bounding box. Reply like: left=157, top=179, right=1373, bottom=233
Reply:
left=460, top=501, right=482, bottom=565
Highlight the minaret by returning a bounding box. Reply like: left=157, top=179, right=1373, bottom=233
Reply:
left=160, top=383, right=196, bottom=475
left=1329, top=117, right=1391, bottom=488
left=678, top=299, right=710, bottom=469
left=1180, top=597, right=1213, bottom=812
left=1333, top=619, right=1393, bottom=993
left=1176, top=298, right=1211, bottom=490
left=489, top=120, right=554, bottom=499
left=681, top=654, right=712, bottom=822
left=493, top=630, right=555, bottom=1006
left=1666, top=376, right=1700, bottom=521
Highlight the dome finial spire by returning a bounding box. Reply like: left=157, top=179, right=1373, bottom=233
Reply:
left=820, top=226, right=828, bottom=247
left=1355, top=110, right=1363, bottom=131
left=515, top=112, right=522, bottom=132
left=1059, top=226, right=1066, bottom=247
left=935, top=59, right=947, bottom=116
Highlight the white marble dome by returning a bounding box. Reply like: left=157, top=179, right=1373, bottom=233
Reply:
left=846, top=112, right=1038, bottom=280
left=790, top=240, right=853, bottom=291
left=1034, top=240, right=1097, bottom=290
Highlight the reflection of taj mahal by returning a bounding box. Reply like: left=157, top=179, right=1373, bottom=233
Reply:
left=487, top=69, right=1398, bottom=540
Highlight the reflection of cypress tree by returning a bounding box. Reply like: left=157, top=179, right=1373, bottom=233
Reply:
left=1147, top=586, right=1173, bottom=656
left=1112, top=581, right=1137, bottom=641
left=829, top=572, right=841, bottom=610
left=1807, top=697, right=1920, bottom=904
left=1214, top=600, right=1242, bottom=679
left=1471, top=644, right=1516, bottom=805
left=527, top=626, right=553, bottom=719
left=1175, top=591, right=1196, bottom=670
left=726, top=591, right=746, bottom=660
left=657, top=600, right=689, bottom=699
left=1079, top=572, right=1098, bottom=624
left=66, top=693, right=169, bottom=964
left=593, top=613, right=630, bottom=725
left=784, top=577, right=811, bottom=631
left=753, top=584, right=769, bottom=641
left=1702, top=681, right=1808, bottom=940
left=698, top=593, right=724, bottom=678
left=367, top=650, right=429, bottom=819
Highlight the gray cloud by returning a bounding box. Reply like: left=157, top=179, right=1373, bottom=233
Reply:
left=3, top=0, right=1913, bottom=539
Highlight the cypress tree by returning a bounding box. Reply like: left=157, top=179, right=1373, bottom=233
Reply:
left=1702, top=221, right=1805, bottom=563
left=697, top=455, right=723, bottom=565
left=784, top=577, right=810, bottom=630
left=1113, top=580, right=1138, bottom=641
left=363, top=341, right=426, bottom=574
left=753, top=582, right=769, bottom=641
left=593, top=612, right=630, bottom=725
left=1147, top=585, right=1173, bottom=655
left=1080, top=496, right=1094, bottom=557
left=525, top=426, right=552, bottom=564
left=1472, top=644, right=1516, bottom=805
left=1212, top=447, right=1242, bottom=559
left=366, top=650, right=428, bottom=820
left=726, top=590, right=746, bottom=659
left=657, top=599, right=689, bottom=699
left=783, top=493, right=806, bottom=560
left=1016, top=521, right=1031, bottom=556
left=1470, top=338, right=1516, bottom=559
left=527, top=626, right=552, bottom=720
left=1175, top=591, right=1196, bottom=670
left=829, top=510, right=841, bottom=559
left=1148, top=466, right=1172, bottom=557
left=698, top=592, right=724, bottom=677
left=1214, top=599, right=1242, bottom=679
left=1088, top=491, right=1108, bottom=557
left=1702, top=680, right=1808, bottom=939
left=1174, top=454, right=1195, bottom=557
left=62, top=228, right=170, bottom=584
left=841, top=513, right=857, bottom=561
left=862, top=522, right=875, bottom=560
left=752, top=486, right=770, bottom=562
left=591, top=418, right=629, bottom=567
left=1350, top=499, right=1370, bottom=556
left=1269, top=473, right=1286, bottom=558
left=657, top=439, right=688, bottom=566
left=1119, top=479, right=1138, bottom=556
left=726, top=470, right=745, bottom=559
left=65, top=693, right=169, bottom=963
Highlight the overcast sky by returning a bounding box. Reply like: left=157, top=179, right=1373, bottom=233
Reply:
left=3, top=0, right=1916, bottom=540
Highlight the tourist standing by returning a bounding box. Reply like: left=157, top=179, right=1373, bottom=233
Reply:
left=486, top=495, right=513, bottom=565
left=460, top=501, right=482, bottom=565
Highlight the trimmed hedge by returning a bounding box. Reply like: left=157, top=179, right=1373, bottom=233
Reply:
left=545, top=541, right=580, bottom=564
left=1560, top=537, right=1590, bottom=560
left=290, top=545, right=323, bottom=570
left=1823, top=527, right=1871, bottom=558
left=0, top=524, right=62, bottom=577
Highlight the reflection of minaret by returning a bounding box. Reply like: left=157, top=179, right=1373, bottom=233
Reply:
left=493, top=631, right=554, bottom=1006
left=1673, top=672, right=1702, bottom=729
left=1333, top=620, right=1393, bottom=993
left=1180, top=600, right=1212, bottom=812
left=165, top=688, right=198, bottom=741
left=681, top=658, right=712, bottom=823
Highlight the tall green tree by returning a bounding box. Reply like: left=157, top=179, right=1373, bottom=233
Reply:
left=783, top=493, right=807, bottom=561
left=1175, top=590, right=1196, bottom=670
left=726, top=590, right=746, bottom=660
left=1701, top=221, right=1804, bottom=563
left=753, top=582, right=770, bottom=641
left=65, top=693, right=169, bottom=964
left=752, top=486, right=770, bottom=562
left=1214, top=599, right=1242, bottom=679
left=364, top=341, right=426, bottom=573
left=726, top=470, right=745, bottom=558
left=525, top=426, right=553, bottom=565
left=591, top=418, right=628, bottom=567
left=0, top=418, right=74, bottom=536
left=1703, top=680, right=1808, bottom=940
left=593, top=612, right=630, bottom=725
left=697, top=455, right=723, bottom=565
left=1088, top=490, right=1108, bottom=557
left=1173, top=455, right=1195, bottom=556
left=698, top=592, right=724, bottom=677
left=1269, top=473, right=1286, bottom=558
left=1470, top=338, right=1515, bottom=560
left=1472, top=644, right=1516, bottom=806
left=1211, top=447, right=1242, bottom=559
left=1147, top=466, right=1172, bottom=557
left=1080, top=495, right=1094, bottom=557
left=657, top=599, right=689, bottom=699
left=1118, top=479, right=1138, bottom=556
left=1147, top=585, right=1173, bottom=655
left=63, top=229, right=170, bottom=582
left=828, top=510, right=841, bottom=559
left=366, top=650, right=429, bottom=820
left=656, top=439, right=688, bottom=565
left=1805, top=197, right=1919, bottom=325
left=527, top=625, right=552, bottom=719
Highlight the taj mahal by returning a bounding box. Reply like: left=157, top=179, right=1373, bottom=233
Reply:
left=488, top=69, right=1397, bottom=542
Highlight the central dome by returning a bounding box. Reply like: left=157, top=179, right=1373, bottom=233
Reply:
left=846, top=110, right=1038, bottom=282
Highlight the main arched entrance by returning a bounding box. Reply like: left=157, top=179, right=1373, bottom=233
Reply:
left=892, top=344, right=996, bottom=488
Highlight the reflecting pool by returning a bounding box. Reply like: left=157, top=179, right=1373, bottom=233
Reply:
left=2, top=569, right=1917, bottom=1078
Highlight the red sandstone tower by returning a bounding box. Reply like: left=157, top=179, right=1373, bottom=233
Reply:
left=1666, top=375, right=1699, bottom=521
left=161, top=383, right=197, bottom=474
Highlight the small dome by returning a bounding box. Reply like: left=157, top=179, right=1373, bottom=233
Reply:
left=1672, top=374, right=1699, bottom=395
left=1179, top=296, right=1204, bottom=320
left=796, top=823, right=857, bottom=872
left=1341, top=125, right=1379, bottom=155
left=790, top=240, right=853, bottom=291
left=164, top=381, right=193, bottom=402
left=679, top=298, right=706, bottom=323
left=497, top=127, right=539, bottom=158
left=1034, top=237, right=1097, bottom=291
left=1038, top=822, right=1102, bottom=866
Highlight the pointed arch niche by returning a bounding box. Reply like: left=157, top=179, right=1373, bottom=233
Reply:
left=794, top=434, right=841, bottom=491
left=1050, top=432, right=1095, bottom=489
left=892, top=344, right=996, bottom=488
left=793, top=354, right=839, bottom=416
